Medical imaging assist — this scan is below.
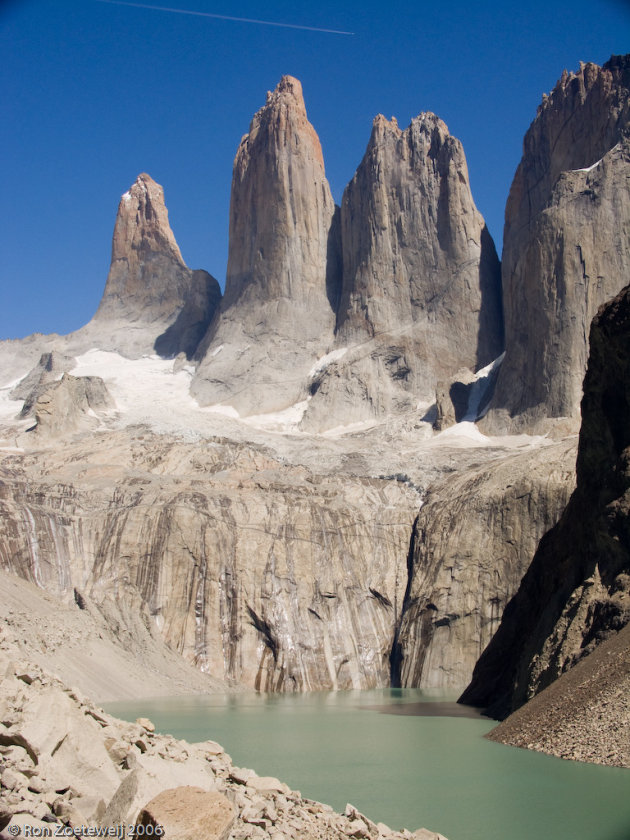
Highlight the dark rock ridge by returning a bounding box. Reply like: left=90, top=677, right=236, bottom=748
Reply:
left=461, top=283, right=630, bottom=718
left=301, top=113, right=503, bottom=431
left=485, top=55, right=630, bottom=434
left=89, top=172, right=221, bottom=359
left=191, top=76, right=340, bottom=415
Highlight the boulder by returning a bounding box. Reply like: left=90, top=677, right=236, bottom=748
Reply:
left=136, top=786, right=234, bottom=840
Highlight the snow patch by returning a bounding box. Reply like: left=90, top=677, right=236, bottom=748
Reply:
left=121, top=191, right=131, bottom=202
left=463, top=352, right=506, bottom=422
left=210, top=344, right=224, bottom=357
left=204, top=404, right=240, bottom=419
left=309, top=347, right=348, bottom=378
left=242, top=399, right=310, bottom=432
left=435, top=421, right=492, bottom=444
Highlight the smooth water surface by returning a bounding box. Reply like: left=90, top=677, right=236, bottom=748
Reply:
left=105, top=689, right=630, bottom=840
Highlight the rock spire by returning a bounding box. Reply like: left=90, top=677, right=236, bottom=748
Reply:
left=484, top=55, right=630, bottom=434
left=192, top=76, right=340, bottom=414
left=91, top=173, right=221, bottom=359
left=301, top=111, right=503, bottom=431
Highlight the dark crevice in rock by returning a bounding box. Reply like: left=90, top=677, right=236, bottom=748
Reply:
left=389, top=513, right=420, bottom=688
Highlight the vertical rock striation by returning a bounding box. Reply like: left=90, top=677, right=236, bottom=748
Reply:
left=90, top=173, right=221, bottom=359
left=462, top=283, right=630, bottom=718
left=392, top=440, right=576, bottom=690
left=0, top=433, right=417, bottom=692
left=301, top=112, right=503, bottom=432
left=192, top=76, right=340, bottom=415
left=484, top=55, right=630, bottom=434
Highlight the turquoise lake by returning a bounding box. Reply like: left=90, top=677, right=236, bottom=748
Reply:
left=105, top=689, right=630, bottom=840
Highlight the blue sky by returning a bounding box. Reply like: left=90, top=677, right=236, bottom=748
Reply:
left=1, top=0, right=629, bottom=340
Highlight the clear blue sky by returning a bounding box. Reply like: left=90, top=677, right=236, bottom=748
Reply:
left=1, top=0, right=628, bottom=340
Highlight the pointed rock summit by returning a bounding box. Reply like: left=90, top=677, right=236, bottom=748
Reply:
left=301, top=112, right=503, bottom=431
left=484, top=55, right=630, bottom=434
left=192, top=76, right=340, bottom=415
left=90, top=173, right=221, bottom=358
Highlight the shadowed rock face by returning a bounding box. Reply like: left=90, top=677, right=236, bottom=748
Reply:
left=301, top=112, right=503, bottom=432
left=485, top=55, right=630, bottom=434
left=192, top=76, right=340, bottom=415
left=392, top=440, right=576, bottom=690
left=91, top=173, right=221, bottom=359
left=461, top=283, right=630, bottom=718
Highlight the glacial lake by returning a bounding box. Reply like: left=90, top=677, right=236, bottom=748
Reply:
left=105, top=689, right=630, bottom=840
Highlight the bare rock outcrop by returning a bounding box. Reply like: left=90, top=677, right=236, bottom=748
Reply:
left=485, top=55, right=630, bottom=434
left=301, top=112, right=503, bottom=432
left=20, top=373, right=114, bottom=440
left=392, top=439, right=576, bottom=690
left=88, top=172, right=221, bottom=359
left=192, top=76, right=340, bottom=415
left=9, top=351, right=76, bottom=417
left=461, top=283, right=630, bottom=718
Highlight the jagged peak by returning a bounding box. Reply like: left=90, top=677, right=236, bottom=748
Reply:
left=242, top=75, right=324, bottom=170
left=265, top=74, right=304, bottom=108
left=537, top=54, right=630, bottom=118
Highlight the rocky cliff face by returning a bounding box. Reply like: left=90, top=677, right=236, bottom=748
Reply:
left=392, top=439, right=576, bottom=690
left=301, top=113, right=503, bottom=432
left=90, top=172, right=221, bottom=359
left=0, top=430, right=418, bottom=692
left=192, top=76, right=340, bottom=415
left=462, top=283, right=630, bottom=718
left=485, top=55, right=630, bottom=434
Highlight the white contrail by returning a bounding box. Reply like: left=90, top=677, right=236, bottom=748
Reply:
left=95, top=0, right=355, bottom=35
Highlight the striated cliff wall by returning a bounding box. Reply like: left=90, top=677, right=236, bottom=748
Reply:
left=0, top=431, right=417, bottom=692
left=392, top=440, right=576, bottom=689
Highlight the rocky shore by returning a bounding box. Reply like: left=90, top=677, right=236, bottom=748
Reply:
left=487, top=621, right=630, bottom=768
left=0, top=625, right=447, bottom=840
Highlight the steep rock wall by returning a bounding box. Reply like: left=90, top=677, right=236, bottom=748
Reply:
left=0, top=432, right=417, bottom=692
left=302, top=113, right=503, bottom=432
left=485, top=55, right=630, bottom=434
left=393, top=440, right=576, bottom=689
left=462, top=283, right=630, bottom=718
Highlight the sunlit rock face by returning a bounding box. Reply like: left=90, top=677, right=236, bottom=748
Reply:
left=0, top=431, right=417, bottom=691
left=300, top=111, right=503, bottom=432
left=392, top=439, right=576, bottom=690
left=192, top=76, right=341, bottom=416
left=90, top=172, right=221, bottom=359
left=484, top=55, right=630, bottom=435
left=462, top=283, right=630, bottom=719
